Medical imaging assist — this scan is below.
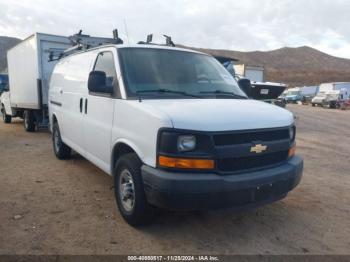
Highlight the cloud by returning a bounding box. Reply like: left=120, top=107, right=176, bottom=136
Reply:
left=0, top=0, right=350, bottom=58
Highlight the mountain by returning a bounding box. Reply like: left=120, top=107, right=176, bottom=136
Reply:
left=187, top=45, right=350, bottom=87
left=0, top=36, right=21, bottom=73
left=1, top=34, right=350, bottom=87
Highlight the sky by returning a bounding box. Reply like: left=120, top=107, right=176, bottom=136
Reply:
left=1, top=0, right=350, bottom=58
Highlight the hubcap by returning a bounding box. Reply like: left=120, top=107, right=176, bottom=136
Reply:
left=119, top=169, right=135, bottom=212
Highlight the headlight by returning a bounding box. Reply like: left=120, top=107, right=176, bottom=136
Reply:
left=177, top=135, right=196, bottom=152
left=289, top=126, right=295, bottom=141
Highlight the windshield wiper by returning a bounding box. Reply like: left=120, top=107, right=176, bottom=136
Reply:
left=199, top=90, right=247, bottom=99
left=136, top=89, right=201, bottom=98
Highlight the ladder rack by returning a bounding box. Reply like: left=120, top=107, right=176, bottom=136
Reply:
left=49, top=29, right=123, bottom=61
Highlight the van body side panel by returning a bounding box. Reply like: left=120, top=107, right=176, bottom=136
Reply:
left=50, top=52, right=95, bottom=155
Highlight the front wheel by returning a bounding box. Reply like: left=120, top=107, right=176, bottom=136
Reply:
left=23, top=110, right=35, bottom=132
left=1, top=105, right=11, bottom=123
left=52, top=122, right=71, bottom=159
left=114, top=153, right=155, bottom=226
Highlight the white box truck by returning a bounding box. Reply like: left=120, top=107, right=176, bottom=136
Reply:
left=0, top=33, right=71, bottom=131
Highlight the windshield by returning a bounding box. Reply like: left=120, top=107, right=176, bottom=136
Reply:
left=326, top=94, right=339, bottom=100
left=118, top=48, right=247, bottom=99
left=315, top=92, right=326, bottom=98
left=0, top=75, right=8, bottom=92
left=287, top=91, right=300, bottom=96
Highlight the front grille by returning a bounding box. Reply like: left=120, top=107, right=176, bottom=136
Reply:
left=213, top=129, right=289, bottom=146
left=217, top=150, right=289, bottom=172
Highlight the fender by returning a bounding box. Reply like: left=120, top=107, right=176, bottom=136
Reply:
left=110, top=138, right=146, bottom=175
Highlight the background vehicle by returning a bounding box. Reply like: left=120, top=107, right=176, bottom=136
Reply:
left=234, top=64, right=264, bottom=82
left=284, top=87, right=302, bottom=103
left=0, top=33, right=70, bottom=130
left=0, top=74, right=8, bottom=94
left=299, top=85, right=319, bottom=104
left=216, top=57, right=286, bottom=107
left=319, top=82, right=350, bottom=94
left=49, top=32, right=303, bottom=226
left=311, top=89, right=349, bottom=108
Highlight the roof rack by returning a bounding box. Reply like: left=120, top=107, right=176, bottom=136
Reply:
left=137, top=34, right=175, bottom=47
left=49, top=29, right=123, bottom=61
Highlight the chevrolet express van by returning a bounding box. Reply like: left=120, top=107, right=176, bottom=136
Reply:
left=49, top=44, right=303, bottom=226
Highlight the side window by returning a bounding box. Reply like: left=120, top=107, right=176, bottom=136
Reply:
left=93, top=52, right=118, bottom=94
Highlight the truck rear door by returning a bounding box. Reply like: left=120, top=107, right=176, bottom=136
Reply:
left=38, top=37, right=71, bottom=106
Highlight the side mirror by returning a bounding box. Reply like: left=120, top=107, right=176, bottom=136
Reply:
left=238, top=78, right=252, bottom=97
left=88, top=71, right=113, bottom=94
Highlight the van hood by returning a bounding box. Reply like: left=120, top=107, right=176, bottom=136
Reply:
left=139, top=99, right=294, bottom=131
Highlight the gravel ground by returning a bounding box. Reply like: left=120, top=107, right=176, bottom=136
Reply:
left=0, top=104, right=349, bottom=255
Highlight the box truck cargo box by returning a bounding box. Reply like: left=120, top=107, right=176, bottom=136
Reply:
left=1, top=33, right=71, bottom=131
left=7, top=33, right=70, bottom=109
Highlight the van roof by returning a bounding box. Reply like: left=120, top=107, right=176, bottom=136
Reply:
left=61, top=43, right=208, bottom=60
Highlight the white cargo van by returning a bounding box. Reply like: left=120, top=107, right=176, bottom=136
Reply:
left=0, top=33, right=70, bottom=130
left=49, top=38, right=303, bottom=226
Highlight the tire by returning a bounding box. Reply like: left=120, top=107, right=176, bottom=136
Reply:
left=23, top=110, right=35, bottom=132
left=52, top=122, right=71, bottom=159
left=1, top=105, right=11, bottom=123
left=312, top=103, right=315, bottom=107
left=114, top=153, right=155, bottom=226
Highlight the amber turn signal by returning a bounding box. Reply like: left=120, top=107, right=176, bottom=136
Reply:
left=288, top=145, right=296, bottom=158
left=159, top=156, right=214, bottom=169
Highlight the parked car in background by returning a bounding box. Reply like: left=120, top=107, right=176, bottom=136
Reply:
left=311, top=89, right=349, bottom=108
left=300, top=86, right=319, bottom=104
left=284, top=88, right=302, bottom=103
left=311, top=92, right=326, bottom=107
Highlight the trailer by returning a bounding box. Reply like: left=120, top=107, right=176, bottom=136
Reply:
left=0, top=33, right=71, bottom=131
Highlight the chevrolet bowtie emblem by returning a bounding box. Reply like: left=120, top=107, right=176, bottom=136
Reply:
left=250, top=144, right=267, bottom=154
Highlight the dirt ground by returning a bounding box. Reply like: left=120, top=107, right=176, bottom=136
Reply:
left=0, top=104, right=349, bottom=255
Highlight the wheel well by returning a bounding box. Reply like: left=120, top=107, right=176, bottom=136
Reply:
left=52, top=114, right=58, bottom=124
left=111, top=143, right=137, bottom=175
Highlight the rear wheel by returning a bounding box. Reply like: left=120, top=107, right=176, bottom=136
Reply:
left=23, top=110, right=35, bottom=132
left=52, top=122, right=71, bottom=159
left=1, top=105, right=11, bottom=123
left=114, top=153, right=155, bottom=226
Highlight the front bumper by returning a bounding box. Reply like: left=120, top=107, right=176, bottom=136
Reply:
left=142, top=155, right=303, bottom=210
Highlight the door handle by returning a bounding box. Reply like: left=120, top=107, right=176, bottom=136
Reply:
left=85, top=98, right=88, bottom=114
left=79, top=98, right=83, bottom=113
